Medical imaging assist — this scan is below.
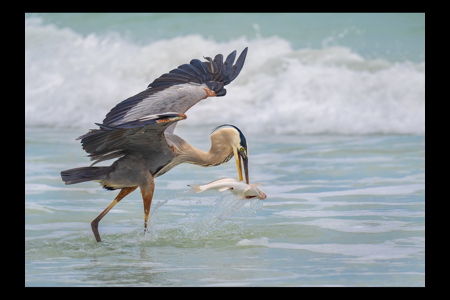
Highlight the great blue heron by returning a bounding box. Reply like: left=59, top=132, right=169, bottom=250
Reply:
left=61, top=47, right=249, bottom=242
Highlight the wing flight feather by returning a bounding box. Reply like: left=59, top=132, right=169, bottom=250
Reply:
left=78, top=113, right=186, bottom=166
left=102, top=48, right=248, bottom=130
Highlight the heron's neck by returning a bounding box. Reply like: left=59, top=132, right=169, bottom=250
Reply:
left=176, top=132, right=231, bottom=167
left=189, top=141, right=233, bottom=167
left=165, top=132, right=233, bottom=168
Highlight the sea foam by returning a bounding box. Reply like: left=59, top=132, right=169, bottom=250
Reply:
left=25, top=17, right=425, bottom=135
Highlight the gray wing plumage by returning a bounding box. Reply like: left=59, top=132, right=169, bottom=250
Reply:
left=78, top=113, right=186, bottom=166
left=102, top=47, right=248, bottom=133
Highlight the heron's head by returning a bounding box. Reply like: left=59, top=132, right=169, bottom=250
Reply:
left=211, top=124, right=249, bottom=184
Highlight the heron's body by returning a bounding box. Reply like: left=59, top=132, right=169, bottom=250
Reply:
left=61, top=48, right=249, bottom=242
left=68, top=127, right=238, bottom=190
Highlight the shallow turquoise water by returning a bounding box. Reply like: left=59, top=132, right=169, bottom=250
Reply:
left=25, top=128, right=425, bottom=286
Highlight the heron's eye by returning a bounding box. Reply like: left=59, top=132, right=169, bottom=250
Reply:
left=240, top=147, right=245, bottom=152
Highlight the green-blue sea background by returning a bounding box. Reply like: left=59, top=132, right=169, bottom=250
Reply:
left=25, top=13, right=425, bottom=286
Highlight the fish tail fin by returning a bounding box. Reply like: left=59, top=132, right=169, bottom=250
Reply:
left=188, top=184, right=203, bottom=193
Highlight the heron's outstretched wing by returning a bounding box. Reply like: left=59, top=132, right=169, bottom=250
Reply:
left=78, top=113, right=186, bottom=167
left=102, top=47, right=248, bottom=133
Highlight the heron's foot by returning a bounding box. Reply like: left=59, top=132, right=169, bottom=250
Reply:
left=91, top=221, right=102, bottom=242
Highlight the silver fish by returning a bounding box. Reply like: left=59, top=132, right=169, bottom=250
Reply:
left=188, top=178, right=267, bottom=200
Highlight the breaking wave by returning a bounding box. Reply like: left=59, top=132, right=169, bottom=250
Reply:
left=25, top=17, right=424, bottom=135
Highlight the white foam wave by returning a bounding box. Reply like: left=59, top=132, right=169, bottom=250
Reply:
left=25, top=17, right=425, bottom=134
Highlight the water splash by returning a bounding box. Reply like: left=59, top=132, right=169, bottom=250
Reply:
left=144, top=190, right=263, bottom=241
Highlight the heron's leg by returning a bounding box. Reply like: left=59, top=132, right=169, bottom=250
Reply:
left=139, top=173, right=155, bottom=232
left=91, top=186, right=137, bottom=242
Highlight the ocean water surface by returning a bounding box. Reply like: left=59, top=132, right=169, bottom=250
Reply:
left=25, top=13, right=425, bottom=286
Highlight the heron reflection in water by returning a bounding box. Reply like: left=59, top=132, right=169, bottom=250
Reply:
left=61, top=48, right=249, bottom=242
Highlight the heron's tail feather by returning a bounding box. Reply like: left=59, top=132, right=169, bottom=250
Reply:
left=187, top=184, right=204, bottom=193
left=61, top=167, right=109, bottom=185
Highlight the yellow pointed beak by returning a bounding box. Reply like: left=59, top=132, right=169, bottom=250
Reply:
left=234, top=148, right=249, bottom=184
left=234, top=148, right=243, bottom=181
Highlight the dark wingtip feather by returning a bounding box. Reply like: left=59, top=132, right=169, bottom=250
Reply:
left=226, top=47, right=248, bottom=84
left=147, top=48, right=247, bottom=92
left=224, top=50, right=237, bottom=67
